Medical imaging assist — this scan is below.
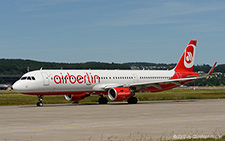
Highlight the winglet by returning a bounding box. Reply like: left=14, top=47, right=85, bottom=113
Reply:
left=208, top=62, right=217, bottom=75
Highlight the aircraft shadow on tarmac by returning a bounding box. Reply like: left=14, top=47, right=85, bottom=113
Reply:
left=18, top=100, right=197, bottom=108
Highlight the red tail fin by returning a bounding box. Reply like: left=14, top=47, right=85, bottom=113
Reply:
left=174, top=40, right=197, bottom=72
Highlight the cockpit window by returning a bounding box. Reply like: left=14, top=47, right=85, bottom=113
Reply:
left=21, top=77, right=27, bottom=80
left=20, top=76, right=36, bottom=80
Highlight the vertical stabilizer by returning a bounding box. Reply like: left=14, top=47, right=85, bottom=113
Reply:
left=174, top=40, right=197, bottom=72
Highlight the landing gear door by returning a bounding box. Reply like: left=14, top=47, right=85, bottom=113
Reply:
left=41, top=72, right=50, bottom=86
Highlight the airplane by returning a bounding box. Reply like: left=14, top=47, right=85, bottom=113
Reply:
left=12, top=40, right=217, bottom=106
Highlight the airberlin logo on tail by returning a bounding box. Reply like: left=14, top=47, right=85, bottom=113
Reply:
left=184, top=44, right=195, bottom=68
left=186, top=52, right=193, bottom=63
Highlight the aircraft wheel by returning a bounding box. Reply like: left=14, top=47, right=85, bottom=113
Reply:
left=37, top=102, right=43, bottom=107
left=98, top=97, right=108, bottom=104
left=128, top=97, right=138, bottom=104
left=37, top=95, right=44, bottom=107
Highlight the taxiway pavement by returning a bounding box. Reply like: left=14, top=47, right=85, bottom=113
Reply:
left=0, top=99, right=225, bottom=141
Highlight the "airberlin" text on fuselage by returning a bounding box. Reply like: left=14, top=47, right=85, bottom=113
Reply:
left=54, top=72, right=100, bottom=84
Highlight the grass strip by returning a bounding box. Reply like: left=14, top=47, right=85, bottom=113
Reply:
left=0, top=89, right=225, bottom=106
left=171, top=135, right=225, bottom=141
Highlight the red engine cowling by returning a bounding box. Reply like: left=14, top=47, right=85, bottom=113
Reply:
left=64, top=94, right=87, bottom=102
left=108, top=87, right=131, bottom=101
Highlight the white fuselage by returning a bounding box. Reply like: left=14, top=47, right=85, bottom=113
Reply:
left=13, top=69, right=175, bottom=95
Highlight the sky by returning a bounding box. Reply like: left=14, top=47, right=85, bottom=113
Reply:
left=0, top=0, right=225, bottom=65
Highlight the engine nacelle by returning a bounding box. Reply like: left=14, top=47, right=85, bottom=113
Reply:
left=108, top=87, right=131, bottom=101
left=64, top=94, right=87, bottom=102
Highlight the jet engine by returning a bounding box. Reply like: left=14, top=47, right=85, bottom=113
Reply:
left=64, top=94, right=88, bottom=102
left=108, top=87, right=131, bottom=101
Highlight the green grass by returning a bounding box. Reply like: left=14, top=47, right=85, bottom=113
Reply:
left=0, top=89, right=225, bottom=106
left=172, top=135, right=225, bottom=141
left=99, top=134, right=225, bottom=141
left=137, top=89, right=225, bottom=101
left=0, top=91, right=69, bottom=105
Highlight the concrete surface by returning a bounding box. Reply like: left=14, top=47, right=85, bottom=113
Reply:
left=0, top=99, right=225, bottom=141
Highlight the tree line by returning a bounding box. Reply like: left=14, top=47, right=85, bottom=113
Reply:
left=0, top=59, right=224, bottom=86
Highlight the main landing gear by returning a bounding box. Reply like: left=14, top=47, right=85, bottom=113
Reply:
left=98, top=96, right=137, bottom=104
left=37, top=95, right=44, bottom=107
left=98, top=96, right=108, bottom=104
left=127, top=97, right=138, bottom=104
left=128, top=89, right=138, bottom=104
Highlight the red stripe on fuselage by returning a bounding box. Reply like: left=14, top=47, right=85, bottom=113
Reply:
left=21, top=91, right=108, bottom=96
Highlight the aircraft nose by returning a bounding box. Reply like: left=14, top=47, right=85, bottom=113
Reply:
left=12, top=81, right=21, bottom=92
left=12, top=82, right=17, bottom=91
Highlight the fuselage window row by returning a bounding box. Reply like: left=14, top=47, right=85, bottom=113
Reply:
left=50, top=76, right=135, bottom=80
left=139, top=76, right=171, bottom=79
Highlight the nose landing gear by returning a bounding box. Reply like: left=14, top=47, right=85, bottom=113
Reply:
left=37, top=95, right=44, bottom=107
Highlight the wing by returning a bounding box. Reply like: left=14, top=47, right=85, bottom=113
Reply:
left=100, top=77, right=199, bottom=92
left=124, top=62, right=217, bottom=91
left=123, top=77, right=198, bottom=91
left=103, top=62, right=217, bottom=91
